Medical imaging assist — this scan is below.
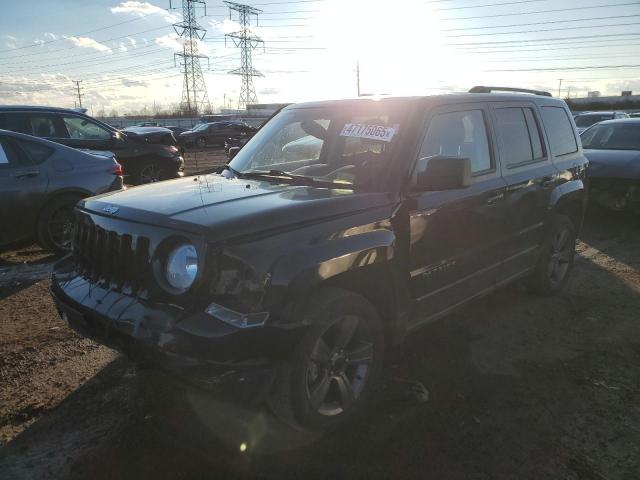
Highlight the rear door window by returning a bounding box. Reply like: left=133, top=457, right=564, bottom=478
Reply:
left=0, top=138, right=23, bottom=167
left=541, top=107, right=578, bottom=156
left=29, top=115, right=57, bottom=137
left=496, top=107, right=546, bottom=167
left=0, top=113, right=31, bottom=134
left=62, top=116, right=112, bottom=140
left=13, top=138, right=54, bottom=165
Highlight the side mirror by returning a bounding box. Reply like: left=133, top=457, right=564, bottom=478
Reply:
left=228, top=146, right=240, bottom=160
left=416, top=156, right=472, bottom=191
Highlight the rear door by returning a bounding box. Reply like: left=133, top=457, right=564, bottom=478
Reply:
left=55, top=114, right=114, bottom=151
left=407, top=103, right=508, bottom=327
left=491, top=102, right=559, bottom=279
left=0, top=136, right=50, bottom=245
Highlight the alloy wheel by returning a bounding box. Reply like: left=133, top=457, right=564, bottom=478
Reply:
left=139, top=163, right=161, bottom=183
left=305, top=315, right=373, bottom=417
left=47, top=204, right=74, bottom=251
left=547, top=225, right=572, bottom=286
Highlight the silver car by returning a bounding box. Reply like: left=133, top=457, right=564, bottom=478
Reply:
left=0, top=129, right=123, bottom=254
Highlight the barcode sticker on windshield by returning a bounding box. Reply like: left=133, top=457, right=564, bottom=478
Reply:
left=339, top=123, right=397, bottom=142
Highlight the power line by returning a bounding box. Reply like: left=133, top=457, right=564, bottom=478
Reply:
left=0, top=11, right=169, bottom=54
left=435, top=0, right=557, bottom=11
left=441, top=14, right=640, bottom=32
left=445, top=32, right=640, bottom=46
left=0, top=25, right=171, bottom=60
left=444, top=21, right=640, bottom=38
left=485, top=64, right=640, bottom=72
left=439, top=2, right=640, bottom=21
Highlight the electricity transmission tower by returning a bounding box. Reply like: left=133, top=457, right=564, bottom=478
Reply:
left=224, top=1, right=264, bottom=109
left=170, top=0, right=211, bottom=114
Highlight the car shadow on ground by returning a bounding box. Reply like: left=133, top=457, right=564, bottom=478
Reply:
left=1, top=216, right=639, bottom=480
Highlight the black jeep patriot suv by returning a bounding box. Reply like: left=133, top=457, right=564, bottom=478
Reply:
left=50, top=87, right=588, bottom=430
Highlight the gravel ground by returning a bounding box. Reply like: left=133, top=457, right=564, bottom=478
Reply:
left=0, top=212, right=638, bottom=480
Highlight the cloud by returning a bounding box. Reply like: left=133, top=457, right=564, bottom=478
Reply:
left=155, top=33, right=183, bottom=52
left=3, top=34, right=16, bottom=49
left=111, top=1, right=179, bottom=23
left=210, top=19, right=243, bottom=35
left=44, top=32, right=58, bottom=40
left=64, top=35, right=112, bottom=53
left=259, top=87, right=280, bottom=95
left=126, top=36, right=137, bottom=46
left=122, top=79, right=149, bottom=87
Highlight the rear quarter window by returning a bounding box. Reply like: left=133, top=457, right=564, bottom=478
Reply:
left=0, top=113, right=31, bottom=135
left=13, top=138, right=54, bottom=164
left=541, top=107, right=578, bottom=156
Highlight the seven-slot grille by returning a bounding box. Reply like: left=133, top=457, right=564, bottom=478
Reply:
left=72, top=220, right=151, bottom=294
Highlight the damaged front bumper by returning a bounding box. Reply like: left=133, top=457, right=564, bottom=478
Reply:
left=589, top=178, right=640, bottom=213
left=50, top=257, right=298, bottom=403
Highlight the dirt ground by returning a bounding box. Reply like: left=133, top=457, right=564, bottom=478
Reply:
left=1, top=210, right=639, bottom=479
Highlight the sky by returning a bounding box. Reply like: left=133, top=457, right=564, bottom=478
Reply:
left=0, top=0, right=639, bottom=114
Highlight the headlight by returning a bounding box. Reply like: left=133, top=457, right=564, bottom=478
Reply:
left=165, top=244, right=198, bottom=291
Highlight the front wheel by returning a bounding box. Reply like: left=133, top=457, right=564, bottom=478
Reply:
left=528, top=214, right=576, bottom=295
left=136, top=161, right=164, bottom=184
left=269, top=288, right=384, bottom=431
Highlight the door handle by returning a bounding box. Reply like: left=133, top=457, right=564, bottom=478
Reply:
left=486, top=191, right=505, bottom=206
left=11, top=169, right=39, bottom=179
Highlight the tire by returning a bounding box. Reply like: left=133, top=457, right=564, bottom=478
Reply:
left=269, top=288, right=384, bottom=431
left=36, top=193, right=83, bottom=255
left=135, top=161, right=164, bottom=184
left=528, top=214, right=576, bottom=295
left=196, top=137, right=207, bottom=148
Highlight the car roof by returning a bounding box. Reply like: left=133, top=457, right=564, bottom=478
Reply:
left=574, top=111, right=617, bottom=116
left=286, top=93, right=567, bottom=110
left=0, top=105, right=90, bottom=115
left=591, top=118, right=640, bottom=126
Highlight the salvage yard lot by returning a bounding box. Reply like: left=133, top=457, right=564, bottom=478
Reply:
left=1, top=210, right=639, bottom=479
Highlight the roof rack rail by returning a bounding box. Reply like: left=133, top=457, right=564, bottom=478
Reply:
left=469, top=86, right=552, bottom=97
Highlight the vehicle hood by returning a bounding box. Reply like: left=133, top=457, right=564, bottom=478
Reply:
left=81, top=174, right=392, bottom=240
left=124, top=126, right=171, bottom=135
left=584, top=149, right=640, bottom=179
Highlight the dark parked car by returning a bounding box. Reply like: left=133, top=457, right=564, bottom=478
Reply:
left=0, top=129, right=123, bottom=254
left=574, top=111, right=629, bottom=134
left=179, top=121, right=256, bottom=148
left=165, top=126, right=189, bottom=135
left=581, top=118, right=640, bottom=213
left=0, top=106, right=184, bottom=184
left=51, top=87, right=587, bottom=430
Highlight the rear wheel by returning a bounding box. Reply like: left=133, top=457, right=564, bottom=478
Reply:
left=528, top=214, right=576, bottom=295
left=36, top=194, right=83, bottom=255
left=269, top=288, right=384, bottom=431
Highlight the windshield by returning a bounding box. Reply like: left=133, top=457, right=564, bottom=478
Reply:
left=227, top=106, right=405, bottom=191
left=581, top=123, right=640, bottom=150
left=192, top=123, right=209, bottom=132
left=575, top=114, right=612, bottom=127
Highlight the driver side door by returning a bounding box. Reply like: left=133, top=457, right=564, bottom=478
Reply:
left=407, top=103, right=508, bottom=328
left=53, top=114, right=114, bottom=151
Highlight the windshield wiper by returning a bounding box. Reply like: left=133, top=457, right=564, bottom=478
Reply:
left=221, top=164, right=240, bottom=176
left=239, top=169, right=354, bottom=190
